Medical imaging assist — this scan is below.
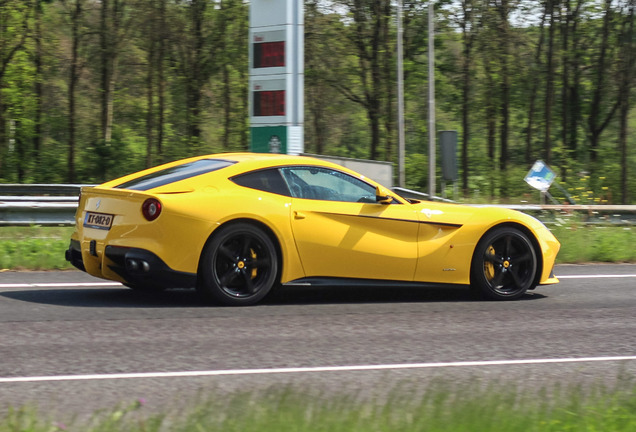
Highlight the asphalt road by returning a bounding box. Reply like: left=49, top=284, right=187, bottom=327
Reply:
left=1, top=264, right=636, bottom=420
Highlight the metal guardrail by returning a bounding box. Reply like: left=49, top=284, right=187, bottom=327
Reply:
left=1, top=184, right=636, bottom=226
left=0, top=184, right=85, bottom=196
left=0, top=184, right=84, bottom=225
left=393, top=187, right=636, bottom=225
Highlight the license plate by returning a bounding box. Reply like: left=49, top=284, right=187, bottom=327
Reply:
left=84, top=212, right=114, bottom=230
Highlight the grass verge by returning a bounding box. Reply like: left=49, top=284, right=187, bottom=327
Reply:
left=1, top=223, right=634, bottom=271
left=0, top=226, right=75, bottom=270
left=3, top=379, right=636, bottom=431
left=550, top=224, right=636, bottom=263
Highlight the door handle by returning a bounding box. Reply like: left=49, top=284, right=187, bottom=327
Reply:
left=294, top=211, right=306, bottom=219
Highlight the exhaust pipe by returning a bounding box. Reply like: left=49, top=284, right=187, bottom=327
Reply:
left=126, top=258, right=150, bottom=273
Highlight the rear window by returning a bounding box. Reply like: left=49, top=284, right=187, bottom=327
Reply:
left=115, top=159, right=235, bottom=191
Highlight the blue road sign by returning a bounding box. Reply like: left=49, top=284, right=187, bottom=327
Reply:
left=525, top=160, right=556, bottom=192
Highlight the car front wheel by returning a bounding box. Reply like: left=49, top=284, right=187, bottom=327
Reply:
left=471, top=227, right=538, bottom=300
left=198, top=223, right=278, bottom=306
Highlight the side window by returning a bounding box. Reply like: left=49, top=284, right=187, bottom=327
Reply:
left=231, top=168, right=291, bottom=196
left=280, top=166, right=377, bottom=203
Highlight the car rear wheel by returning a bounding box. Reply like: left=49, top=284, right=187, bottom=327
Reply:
left=198, top=223, right=278, bottom=306
left=471, top=227, right=538, bottom=300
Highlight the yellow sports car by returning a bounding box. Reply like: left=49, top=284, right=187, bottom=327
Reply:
left=66, top=153, right=560, bottom=305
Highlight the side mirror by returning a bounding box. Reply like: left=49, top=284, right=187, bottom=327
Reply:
left=375, top=186, right=393, bottom=205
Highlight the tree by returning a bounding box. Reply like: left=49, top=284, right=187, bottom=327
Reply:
left=215, top=0, right=248, bottom=151
left=141, top=0, right=157, bottom=167
left=0, top=0, right=32, bottom=179
left=33, top=0, right=43, bottom=169
left=586, top=0, right=619, bottom=165
left=560, top=0, right=585, bottom=172
left=494, top=0, right=511, bottom=174
left=617, top=0, right=635, bottom=203
left=327, top=0, right=393, bottom=160
left=524, top=7, right=547, bottom=165
left=305, top=0, right=329, bottom=154
left=171, top=0, right=215, bottom=150
left=544, top=0, right=556, bottom=164
left=61, top=0, right=86, bottom=182
left=157, top=0, right=166, bottom=162
left=456, top=0, right=480, bottom=194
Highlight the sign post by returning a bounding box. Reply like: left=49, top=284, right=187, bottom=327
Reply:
left=439, top=130, right=458, bottom=200
left=249, top=0, right=304, bottom=154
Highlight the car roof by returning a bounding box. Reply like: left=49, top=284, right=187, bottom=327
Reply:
left=99, top=152, right=369, bottom=189
left=210, top=152, right=325, bottom=164
left=199, top=152, right=356, bottom=174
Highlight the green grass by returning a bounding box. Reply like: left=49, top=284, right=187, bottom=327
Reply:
left=550, top=224, right=636, bottom=263
left=0, top=226, right=74, bottom=270
left=0, top=223, right=634, bottom=270
left=3, top=379, right=636, bottom=431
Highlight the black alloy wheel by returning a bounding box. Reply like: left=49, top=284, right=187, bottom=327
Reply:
left=471, top=227, right=538, bottom=300
left=198, top=223, right=278, bottom=306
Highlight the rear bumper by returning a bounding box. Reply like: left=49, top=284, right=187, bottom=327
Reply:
left=65, top=239, right=86, bottom=271
left=65, top=241, right=197, bottom=289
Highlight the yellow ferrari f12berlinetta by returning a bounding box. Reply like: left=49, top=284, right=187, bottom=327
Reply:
left=66, top=153, right=560, bottom=305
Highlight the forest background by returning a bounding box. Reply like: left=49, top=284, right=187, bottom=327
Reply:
left=0, top=0, right=634, bottom=203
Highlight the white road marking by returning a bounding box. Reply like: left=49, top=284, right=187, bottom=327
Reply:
left=0, top=273, right=635, bottom=384
left=0, top=282, right=122, bottom=288
left=1, top=273, right=635, bottom=289
left=558, top=274, right=636, bottom=279
left=2, top=356, right=636, bottom=384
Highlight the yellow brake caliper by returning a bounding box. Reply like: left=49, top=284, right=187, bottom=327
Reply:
left=250, top=249, right=258, bottom=279
left=484, top=245, right=496, bottom=281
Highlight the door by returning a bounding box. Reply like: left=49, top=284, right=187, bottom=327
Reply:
left=281, top=166, right=419, bottom=281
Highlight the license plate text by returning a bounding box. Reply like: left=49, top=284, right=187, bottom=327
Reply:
left=84, top=212, right=114, bottom=230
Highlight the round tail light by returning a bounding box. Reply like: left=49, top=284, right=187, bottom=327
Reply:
left=142, top=198, right=162, bottom=221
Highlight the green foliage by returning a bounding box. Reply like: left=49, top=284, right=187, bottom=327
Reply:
left=404, top=153, right=429, bottom=191
left=552, top=225, right=636, bottom=263
left=4, top=379, right=636, bottom=431
left=0, top=0, right=634, bottom=203
left=0, top=227, right=74, bottom=270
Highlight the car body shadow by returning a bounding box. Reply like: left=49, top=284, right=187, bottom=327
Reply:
left=0, top=288, right=204, bottom=308
left=0, top=285, right=546, bottom=308
left=266, top=285, right=546, bottom=305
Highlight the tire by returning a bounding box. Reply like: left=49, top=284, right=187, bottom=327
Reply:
left=471, top=227, right=538, bottom=300
left=198, top=223, right=278, bottom=306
